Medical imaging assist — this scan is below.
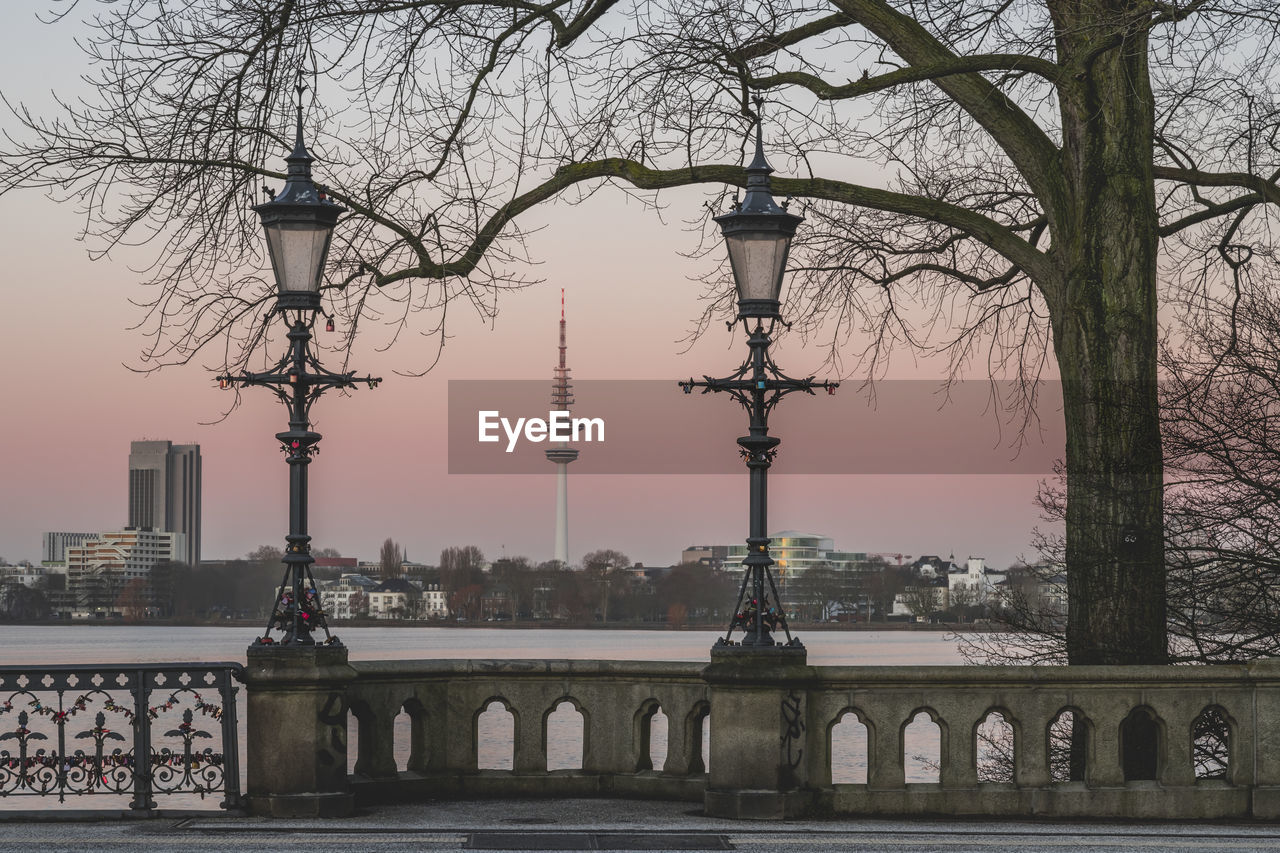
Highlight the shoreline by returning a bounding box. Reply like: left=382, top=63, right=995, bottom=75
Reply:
left=0, top=619, right=1005, bottom=633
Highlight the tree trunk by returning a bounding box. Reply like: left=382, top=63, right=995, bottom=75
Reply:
left=1049, top=0, right=1167, bottom=664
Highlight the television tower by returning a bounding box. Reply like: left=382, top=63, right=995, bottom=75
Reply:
left=546, top=289, right=579, bottom=565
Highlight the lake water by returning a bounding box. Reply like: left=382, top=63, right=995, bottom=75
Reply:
left=0, top=625, right=967, bottom=666
left=0, top=626, right=970, bottom=810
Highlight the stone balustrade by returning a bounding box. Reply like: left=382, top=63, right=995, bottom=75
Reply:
left=244, top=645, right=1280, bottom=820
left=793, top=660, right=1280, bottom=820
left=344, top=658, right=709, bottom=804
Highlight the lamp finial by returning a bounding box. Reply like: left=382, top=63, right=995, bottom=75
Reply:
left=291, top=75, right=309, bottom=160
left=749, top=96, right=769, bottom=172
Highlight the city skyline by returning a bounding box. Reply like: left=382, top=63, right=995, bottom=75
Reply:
left=0, top=7, right=1052, bottom=572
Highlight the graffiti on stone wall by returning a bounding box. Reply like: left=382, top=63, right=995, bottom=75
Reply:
left=780, top=690, right=804, bottom=769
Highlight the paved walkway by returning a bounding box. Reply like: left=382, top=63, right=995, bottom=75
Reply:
left=3, top=799, right=1280, bottom=852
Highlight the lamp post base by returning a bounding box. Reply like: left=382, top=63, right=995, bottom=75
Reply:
left=704, top=639, right=813, bottom=820
left=244, top=644, right=356, bottom=817
left=250, top=791, right=356, bottom=819
left=710, top=638, right=806, bottom=664
left=704, top=789, right=815, bottom=820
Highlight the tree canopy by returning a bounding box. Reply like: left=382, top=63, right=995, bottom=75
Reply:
left=3, top=0, right=1273, bottom=367
left=5, top=0, right=1280, bottom=662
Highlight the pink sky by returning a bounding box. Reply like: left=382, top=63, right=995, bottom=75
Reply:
left=0, top=8, right=1052, bottom=569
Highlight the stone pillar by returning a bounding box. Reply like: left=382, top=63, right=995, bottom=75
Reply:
left=1247, top=660, right=1280, bottom=817
left=353, top=700, right=399, bottom=779
left=660, top=704, right=702, bottom=776
left=1087, top=705, right=1125, bottom=788
left=702, top=646, right=813, bottom=819
left=244, top=644, right=357, bottom=817
left=1012, top=701, right=1053, bottom=788
left=584, top=703, right=634, bottom=774
left=513, top=704, right=545, bottom=773
left=940, top=715, right=974, bottom=789
left=867, top=706, right=906, bottom=790
left=1158, top=702, right=1196, bottom=788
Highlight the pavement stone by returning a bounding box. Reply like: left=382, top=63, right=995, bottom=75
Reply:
left=3, top=799, right=1280, bottom=852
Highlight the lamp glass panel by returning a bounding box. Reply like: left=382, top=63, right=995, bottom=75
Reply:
left=723, top=232, right=790, bottom=303
left=263, top=221, right=333, bottom=294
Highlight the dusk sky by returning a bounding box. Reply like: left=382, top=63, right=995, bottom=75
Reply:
left=0, top=7, right=1056, bottom=570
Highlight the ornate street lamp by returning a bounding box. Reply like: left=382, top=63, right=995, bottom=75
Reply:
left=218, top=86, right=380, bottom=648
left=681, top=103, right=837, bottom=656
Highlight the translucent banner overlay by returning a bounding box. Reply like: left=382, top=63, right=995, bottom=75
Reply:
left=447, top=379, right=1066, bottom=475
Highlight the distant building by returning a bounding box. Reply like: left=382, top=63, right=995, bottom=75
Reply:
left=63, top=528, right=186, bottom=619
left=357, top=558, right=434, bottom=582
left=42, top=532, right=96, bottom=564
left=725, top=532, right=868, bottom=575
left=415, top=573, right=449, bottom=618
left=481, top=585, right=514, bottom=621
left=721, top=532, right=870, bottom=614
left=892, top=556, right=1009, bottom=620
left=627, top=564, right=668, bottom=594
left=911, top=555, right=961, bottom=577
left=368, top=578, right=421, bottom=620
left=312, top=556, right=358, bottom=578
left=319, top=574, right=379, bottom=621
left=996, top=563, right=1066, bottom=617
left=128, top=440, right=202, bottom=568
left=0, top=563, right=50, bottom=588
left=945, top=557, right=1007, bottom=605
left=314, top=556, right=358, bottom=570
left=681, top=545, right=728, bottom=569
left=400, top=560, right=432, bottom=579
left=892, top=575, right=950, bottom=620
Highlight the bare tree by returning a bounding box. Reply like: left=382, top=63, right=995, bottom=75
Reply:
left=581, top=549, right=631, bottom=572
left=947, top=583, right=979, bottom=624
left=6, top=0, right=1280, bottom=663
left=789, top=562, right=842, bottom=622
left=0, top=581, right=50, bottom=621
left=489, top=555, right=535, bottom=619
left=439, top=546, right=485, bottom=574
left=901, top=584, right=942, bottom=623
left=863, top=563, right=909, bottom=623
left=246, top=545, right=284, bottom=565
left=379, top=537, right=404, bottom=579
left=1159, top=262, right=1280, bottom=662
left=976, top=271, right=1280, bottom=668
left=440, top=545, right=486, bottom=602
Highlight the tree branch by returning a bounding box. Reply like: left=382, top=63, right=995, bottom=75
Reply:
left=1153, top=165, right=1280, bottom=206
left=749, top=53, right=1063, bottom=101
left=826, top=0, right=1065, bottom=216
left=728, top=12, right=854, bottom=62
left=378, top=157, right=1052, bottom=288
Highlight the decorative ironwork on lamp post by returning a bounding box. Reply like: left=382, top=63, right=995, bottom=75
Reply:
left=218, top=85, right=381, bottom=648
left=681, top=103, right=837, bottom=655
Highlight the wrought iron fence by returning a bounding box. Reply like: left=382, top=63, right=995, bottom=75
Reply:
left=0, top=663, right=242, bottom=812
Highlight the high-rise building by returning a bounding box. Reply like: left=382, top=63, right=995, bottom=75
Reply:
left=128, top=440, right=201, bottom=567
left=42, top=531, right=96, bottom=564
left=545, top=290, right=579, bottom=565
left=64, top=528, right=187, bottom=618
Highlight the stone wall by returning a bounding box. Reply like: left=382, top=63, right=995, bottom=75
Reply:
left=344, top=658, right=710, bottom=805
left=245, top=647, right=1280, bottom=820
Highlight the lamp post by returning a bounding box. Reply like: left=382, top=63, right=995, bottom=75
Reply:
left=681, top=104, right=837, bottom=656
left=218, top=86, right=381, bottom=648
